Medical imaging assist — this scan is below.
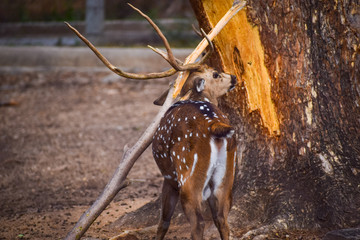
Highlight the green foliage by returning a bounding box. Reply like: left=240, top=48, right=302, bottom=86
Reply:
left=1, top=0, right=85, bottom=22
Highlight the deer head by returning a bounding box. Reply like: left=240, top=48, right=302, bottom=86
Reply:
left=181, top=66, right=237, bottom=104
left=154, top=66, right=237, bottom=106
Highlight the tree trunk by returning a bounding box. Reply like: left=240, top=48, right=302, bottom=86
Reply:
left=190, top=0, right=360, bottom=237
left=85, top=0, right=104, bottom=44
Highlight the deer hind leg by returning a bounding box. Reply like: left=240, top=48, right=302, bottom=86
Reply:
left=180, top=191, right=205, bottom=240
left=156, top=180, right=179, bottom=240
left=207, top=187, right=232, bottom=240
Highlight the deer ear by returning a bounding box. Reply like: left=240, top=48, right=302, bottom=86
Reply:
left=195, top=78, right=205, bottom=93
left=153, top=88, right=169, bottom=106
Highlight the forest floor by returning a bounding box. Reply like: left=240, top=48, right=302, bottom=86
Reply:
left=0, top=47, right=325, bottom=240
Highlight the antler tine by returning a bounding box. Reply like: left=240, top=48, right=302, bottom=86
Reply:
left=147, top=27, right=213, bottom=68
left=65, top=22, right=177, bottom=79
left=147, top=45, right=184, bottom=65
left=192, top=24, right=203, bottom=38
left=168, top=28, right=214, bottom=70
left=127, top=4, right=195, bottom=71
left=128, top=4, right=203, bottom=72
left=194, top=28, right=214, bottom=65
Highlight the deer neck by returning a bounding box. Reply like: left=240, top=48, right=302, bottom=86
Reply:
left=188, top=90, right=219, bottom=106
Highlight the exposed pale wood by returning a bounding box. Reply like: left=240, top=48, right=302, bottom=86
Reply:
left=192, top=0, right=280, bottom=135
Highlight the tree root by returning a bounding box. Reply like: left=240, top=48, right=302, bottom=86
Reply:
left=109, top=225, right=157, bottom=240
left=239, top=222, right=289, bottom=240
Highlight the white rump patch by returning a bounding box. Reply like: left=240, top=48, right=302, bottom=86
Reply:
left=202, top=138, right=228, bottom=201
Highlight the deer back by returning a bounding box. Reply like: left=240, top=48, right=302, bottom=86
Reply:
left=152, top=100, right=237, bottom=196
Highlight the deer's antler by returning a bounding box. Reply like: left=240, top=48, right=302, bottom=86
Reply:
left=65, top=22, right=178, bottom=79
left=65, top=3, right=208, bottom=80
left=127, top=4, right=201, bottom=72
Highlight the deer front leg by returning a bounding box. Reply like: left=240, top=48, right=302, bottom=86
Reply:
left=157, top=180, right=179, bottom=240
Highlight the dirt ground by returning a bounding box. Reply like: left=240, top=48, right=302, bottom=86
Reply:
left=0, top=64, right=172, bottom=239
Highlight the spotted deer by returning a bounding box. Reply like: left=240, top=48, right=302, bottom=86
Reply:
left=64, top=1, right=246, bottom=239
left=153, top=67, right=237, bottom=240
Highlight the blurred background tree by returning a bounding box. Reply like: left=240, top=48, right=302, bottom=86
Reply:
left=0, top=0, right=197, bottom=47
left=0, top=0, right=194, bottom=22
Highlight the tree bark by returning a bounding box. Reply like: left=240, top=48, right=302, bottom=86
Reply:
left=190, top=0, right=360, bottom=237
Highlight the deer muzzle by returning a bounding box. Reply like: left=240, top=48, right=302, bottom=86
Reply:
left=229, top=75, right=237, bottom=91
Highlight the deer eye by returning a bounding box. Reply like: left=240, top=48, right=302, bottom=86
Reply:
left=213, top=72, right=219, bottom=78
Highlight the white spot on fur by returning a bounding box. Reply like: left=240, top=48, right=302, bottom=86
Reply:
left=189, top=154, right=197, bottom=177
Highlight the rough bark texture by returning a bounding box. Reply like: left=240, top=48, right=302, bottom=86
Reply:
left=190, top=0, right=360, bottom=236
